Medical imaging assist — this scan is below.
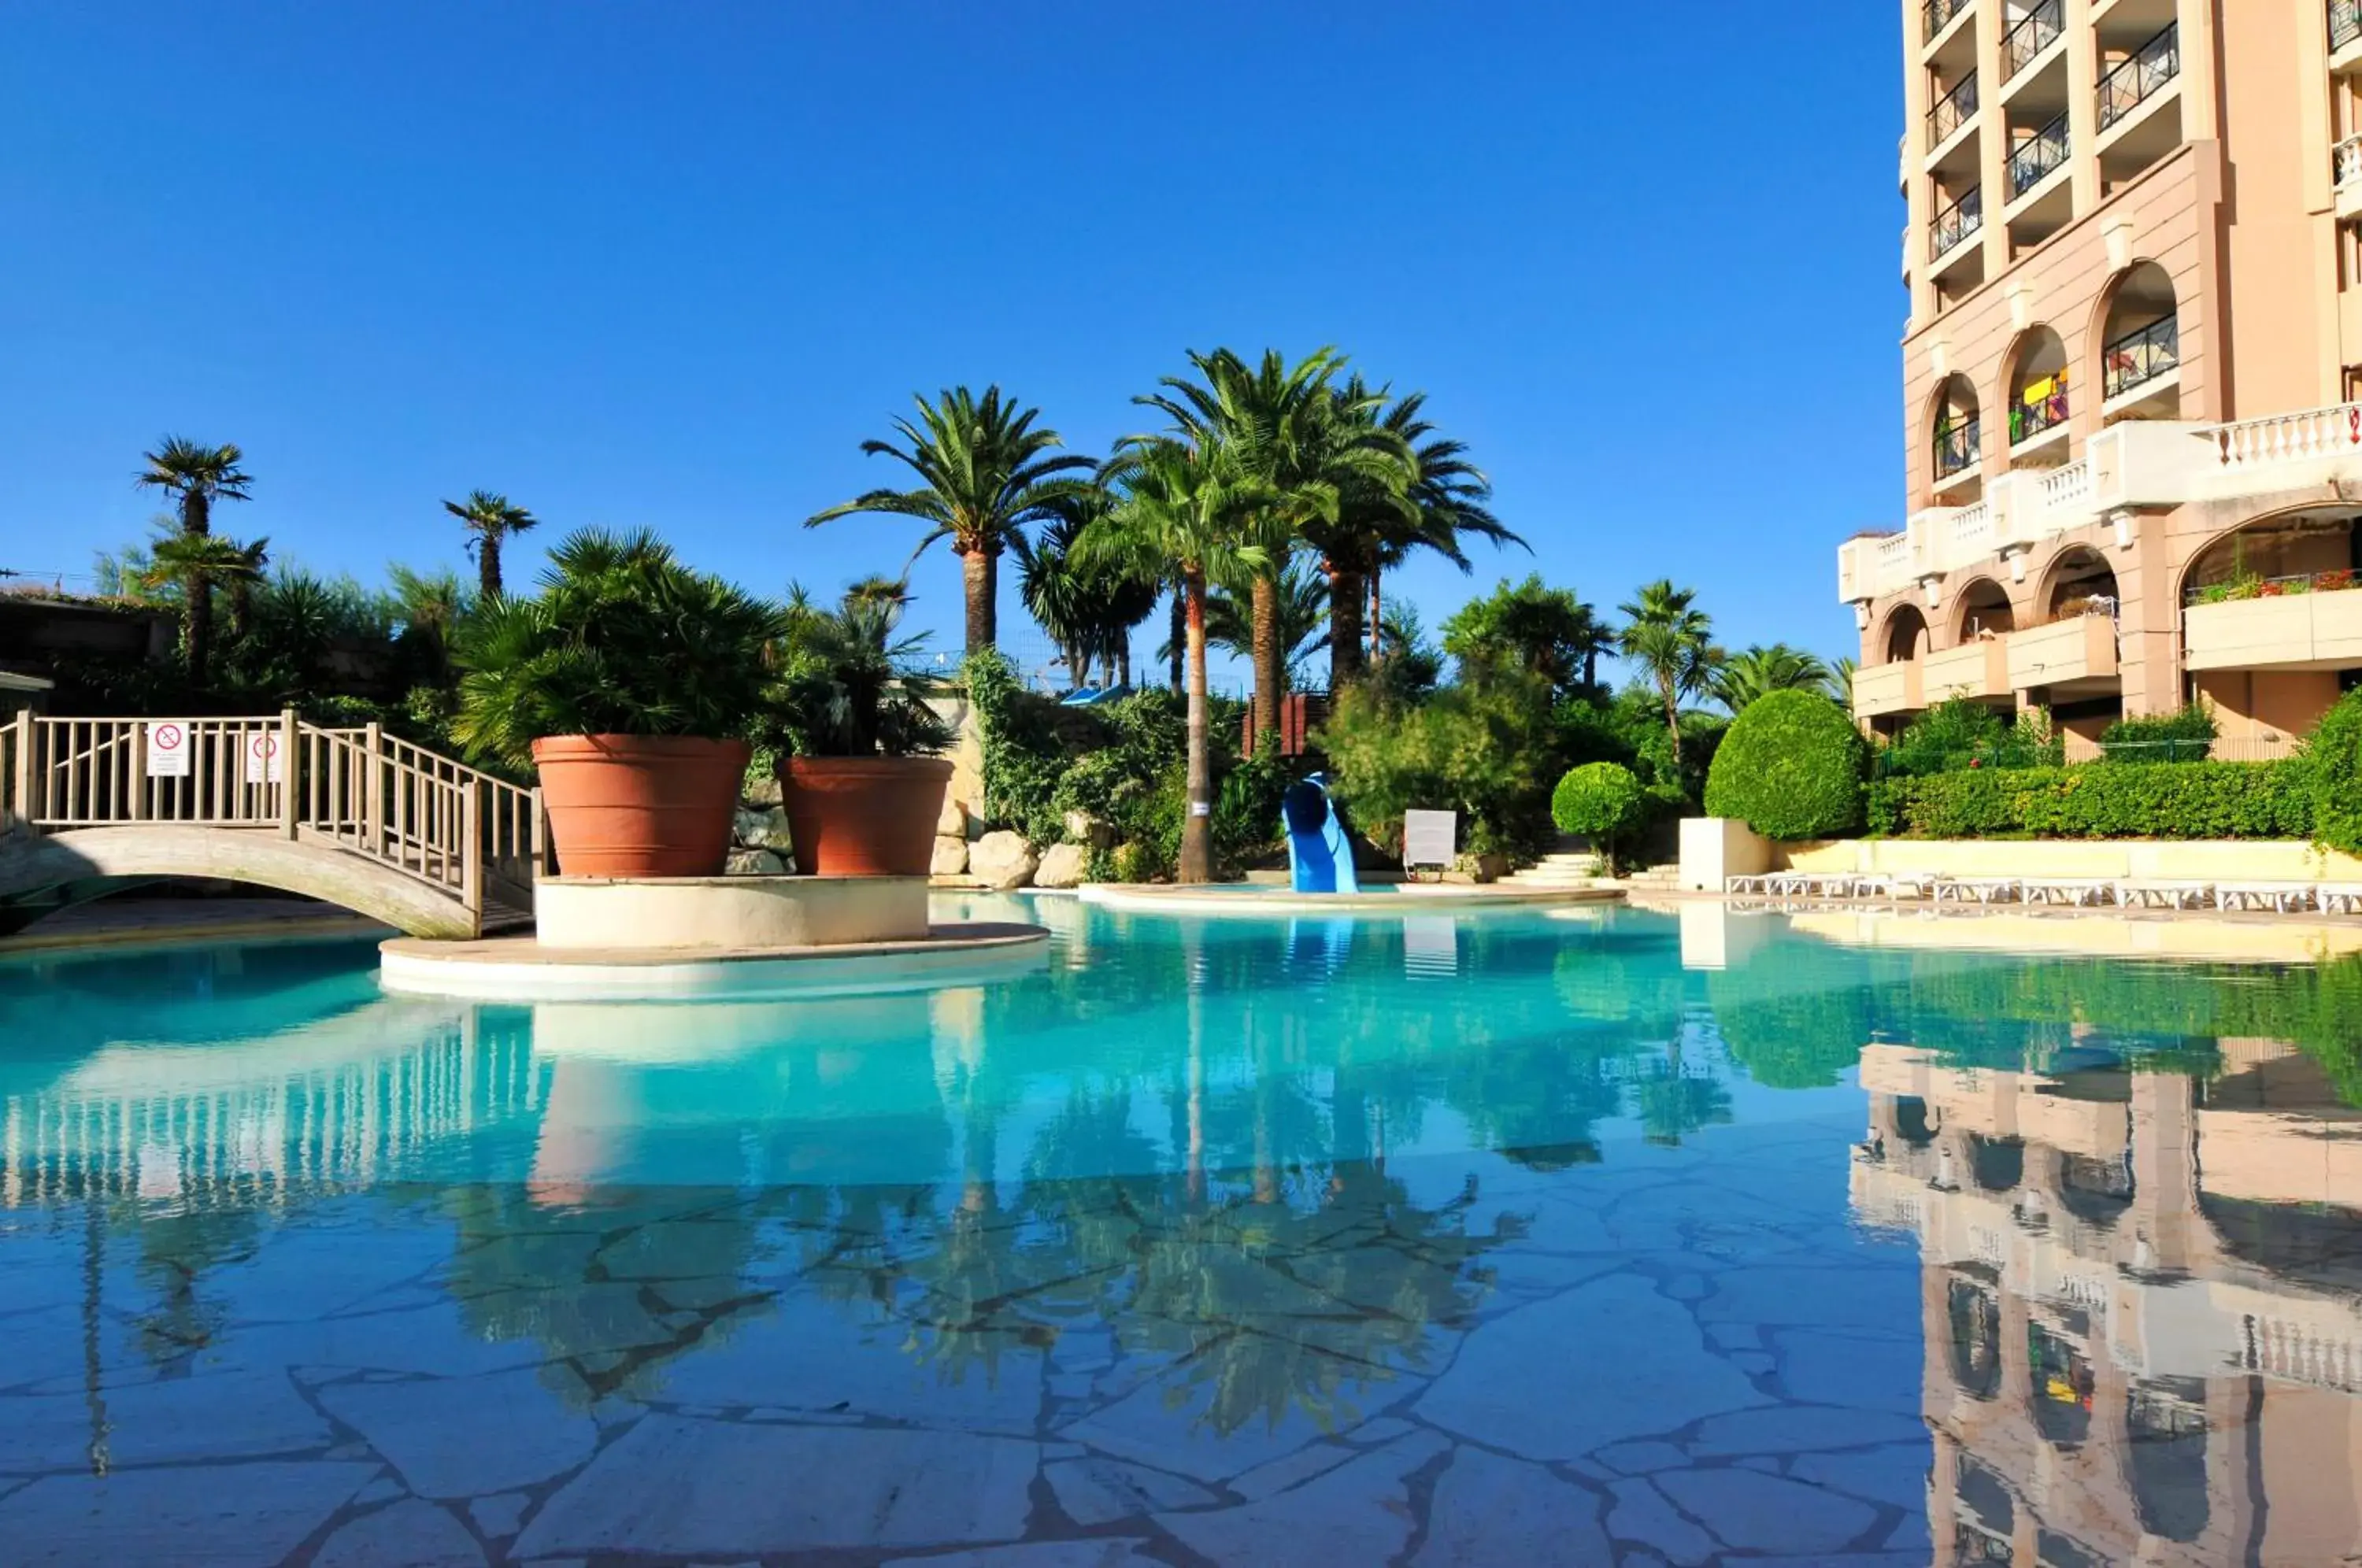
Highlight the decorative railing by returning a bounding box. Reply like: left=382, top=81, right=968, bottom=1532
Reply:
left=2103, top=314, right=2179, bottom=400
left=2010, top=378, right=2070, bottom=444
left=2335, top=0, right=2362, bottom=53
left=2339, top=135, right=2362, bottom=193
left=1928, top=72, right=1980, bottom=146
left=1951, top=501, right=1996, bottom=554
left=2099, top=24, right=2179, bottom=132
left=1935, top=416, right=1983, bottom=479
left=2008, top=114, right=2070, bottom=197
left=2247, top=1315, right=2362, bottom=1393
left=1875, top=533, right=1915, bottom=575
left=1926, top=0, right=1975, bottom=42
left=2, top=711, right=538, bottom=923
left=2214, top=402, right=2362, bottom=470
left=2004, top=0, right=2064, bottom=78
left=2039, top=457, right=2094, bottom=511
left=1931, top=187, right=1984, bottom=260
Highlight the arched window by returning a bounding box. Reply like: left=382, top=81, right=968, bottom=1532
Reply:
left=2099, top=261, right=2179, bottom=416
left=1956, top=577, right=2016, bottom=638
left=1883, top=604, right=1931, bottom=665
left=1931, top=374, right=1981, bottom=483
left=2006, top=327, right=2071, bottom=456
left=2045, top=546, right=2119, bottom=622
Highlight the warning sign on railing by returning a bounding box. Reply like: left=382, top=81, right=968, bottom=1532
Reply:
left=243, top=730, right=283, bottom=786
left=146, top=722, right=190, bottom=779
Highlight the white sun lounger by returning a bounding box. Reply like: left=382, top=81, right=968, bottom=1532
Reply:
left=2319, top=885, right=2362, bottom=915
left=2116, top=881, right=2213, bottom=909
left=1934, top=877, right=2020, bottom=904
left=2021, top=878, right=2112, bottom=907
left=2214, top=882, right=2318, bottom=914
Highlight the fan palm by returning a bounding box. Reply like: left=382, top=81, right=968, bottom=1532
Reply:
left=1712, top=643, right=1839, bottom=714
left=1018, top=489, right=1161, bottom=689
left=442, top=491, right=539, bottom=600
left=1081, top=438, right=1275, bottom=882
left=145, top=533, right=268, bottom=690
left=1161, top=559, right=1327, bottom=687
left=135, top=438, right=251, bottom=538
left=1618, top=580, right=1723, bottom=764
left=806, top=386, right=1095, bottom=655
left=1135, top=349, right=1392, bottom=725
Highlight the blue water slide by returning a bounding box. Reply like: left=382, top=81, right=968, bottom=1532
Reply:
left=1281, top=775, right=1361, bottom=895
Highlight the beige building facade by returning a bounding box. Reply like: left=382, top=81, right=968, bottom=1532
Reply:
left=1844, top=0, right=2362, bottom=752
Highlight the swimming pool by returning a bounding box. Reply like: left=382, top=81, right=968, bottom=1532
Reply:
left=2, top=897, right=2358, bottom=1563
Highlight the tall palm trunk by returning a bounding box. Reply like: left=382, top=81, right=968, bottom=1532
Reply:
left=478, top=533, right=504, bottom=601
left=962, top=547, right=997, bottom=654
left=1180, top=568, right=1213, bottom=885
left=1249, top=574, right=1282, bottom=739
left=1118, top=643, right=1133, bottom=690
left=1167, top=580, right=1185, bottom=695
left=183, top=493, right=210, bottom=538
left=1064, top=645, right=1087, bottom=690
left=1661, top=677, right=1683, bottom=765
left=1368, top=567, right=1385, bottom=665
left=183, top=574, right=214, bottom=690
left=1326, top=561, right=1366, bottom=689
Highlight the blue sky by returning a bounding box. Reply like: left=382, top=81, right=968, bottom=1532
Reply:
left=0, top=2, right=1902, bottom=688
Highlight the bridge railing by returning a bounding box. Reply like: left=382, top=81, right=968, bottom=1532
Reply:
left=6, top=710, right=541, bottom=926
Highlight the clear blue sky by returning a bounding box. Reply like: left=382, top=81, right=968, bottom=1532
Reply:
left=0, top=2, right=1902, bottom=686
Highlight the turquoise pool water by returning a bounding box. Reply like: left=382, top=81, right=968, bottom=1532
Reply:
left=2, top=898, right=2360, bottom=1564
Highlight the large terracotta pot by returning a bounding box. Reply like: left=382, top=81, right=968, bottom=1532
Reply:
left=781, top=756, right=954, bottom=877
left=531, top=734, right=751, bottom=878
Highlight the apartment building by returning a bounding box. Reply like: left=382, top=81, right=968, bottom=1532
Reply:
left=1853, top=1044, right=2362, bottom=1564
left=1841, top=0, right=2362, bottom=753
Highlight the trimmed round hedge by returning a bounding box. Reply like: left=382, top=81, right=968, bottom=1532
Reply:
left=1703, top=690, right=1867, bottom=840
left=1551, top=761, right=1645, bottom=841
left=2314, top=687, right=2362, bottom=856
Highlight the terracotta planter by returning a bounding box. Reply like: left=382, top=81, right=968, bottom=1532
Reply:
left=782, top=756, right=954, bottom=877
left=531, top=734, right=751, bottom=878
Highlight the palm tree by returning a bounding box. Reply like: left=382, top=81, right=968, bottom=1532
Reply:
left=135, top=438, right=251, bottom=538
left=1832, top=656, right=1858, bottom=712
left=442, top=491, right=539, bottom=600
left=806, top=386, right=1095, bottom=655
left=1712, top=642, right=1838, bottom=714
left=1082, top=438, right=1274, bottom=882
left=1018, top=490, right=1161, bottom=689
left=145, top=534, right=268, bottom=690
left=1135, top=350, right=1394, bottom=729
left=1618, top=579, right=1722, bottom=764
left=1163, top=558, right=1328, bottom=689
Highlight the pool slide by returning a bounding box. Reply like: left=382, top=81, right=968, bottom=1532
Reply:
left=1281, top=775, right=1361, bottom=895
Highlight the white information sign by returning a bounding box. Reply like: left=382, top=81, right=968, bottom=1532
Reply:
left=1402, top=808, right=1458, bottom=871
left=243, top=730, right=284, bottom=786
left=146, top=721, right=191, bottom=778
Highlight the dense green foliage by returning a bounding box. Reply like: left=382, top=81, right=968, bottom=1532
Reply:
left=1702, top=690, right=1866, bottom=840
left=2099, top=701, right=2217, bottom=763
left=1442, top=575, right=1611, bottom=701
left=2310, top=689, right=2362, bottom=856
left=761, top=585, right=953, bottom=758
left=1711, top=642, right=1838, bottom=714
left=1550, top=762, right=1645, bottom=871
left=1865, top=759, right=2313, bottom=839
left=1322, top=672, right=1564, bottom=856
left=452, top=529, right=783, bottom=767
left=1879, top=698, right=2062, bottom=777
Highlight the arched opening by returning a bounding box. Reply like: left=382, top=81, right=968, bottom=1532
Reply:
left=2182, top=508, right=2362, bottom=753
left=1955, top=577, right=2016, bottom=639
left=1947, top=1278, right=2004, bottom=1400
left=2043, top=546, right=2119, bottom=623
left=1968, top=1133, right=2025, bottom=1192
left=2005, top=327, right=2071, bottom=459
left=2029, top=1319, right=2096, bottom=1448
left=2058, top=1151, right=2134, bottom=1229
left=1883, top=604, right=1931, bottom=665
left=2182, top=508, right=2360, bottom=601
left=2127, top=1378, right=2211, bottom=1543
left=1894, top=1095, right=1940, bottom=1148
left=1930, top=374, right=1982, bottom=487
left=2099, top=261, right=2179, bottom=418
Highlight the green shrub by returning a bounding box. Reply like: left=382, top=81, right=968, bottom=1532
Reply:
left=1868, top=759, right=2312, bottom=839
left=1551, top=763, right=1645, bottom=871
left=2100, top=701, right=2217, bottom=763
left=1322, top=672, right=1564, bottom=856
left=2312, top=688, right=2362, bottom=856
left=1879, top=698, right=2062, bottom=776
left=1702, top=690, right=1866, bottom=840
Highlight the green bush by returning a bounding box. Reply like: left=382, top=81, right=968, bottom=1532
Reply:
left=1867, top=759, right=2312, bottom=839
left=1552, top=763, right=1645, bottom=871
left=1322, top=672, right=1564, bottom=856
left=2100, top=701, right=2217, bottom=764
left=1702, top=690, right=1866, bottom=840
left=1879, top=698, right=2062, bottom=776
left=2312, top=688, right=2362, bottom=856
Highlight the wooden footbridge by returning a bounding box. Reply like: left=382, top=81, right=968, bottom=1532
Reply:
left=0, top=712, right=542, bottom=938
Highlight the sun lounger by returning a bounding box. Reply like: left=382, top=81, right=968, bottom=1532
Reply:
left=2319, top=885, right=2362, bottom=915
left=2021, top=878, right=2111, bottom=907
left=2214, top=883, right=2318, bottom=914
left=1725, top=874, right=1771, bottom=895
left=2115, top=881, right=2213, bottom=909
left=1934, top=877, right=2020, bottom=904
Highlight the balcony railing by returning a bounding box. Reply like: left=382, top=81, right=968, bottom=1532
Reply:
left=1928, top=72, right=1979, bottom=146
left=2099, top=24, right=2180, bottom=132
left=1926, top=0, right=1975, bottom=43
left=1935, top=417, right=1983, bottom=479
left=1931, top=187, right=1984, bottom=260
left=2005, top=0, right=2064, bottom=79
left=2104, top=315, right=2179, bottom=400
left=2009, top=380, right=2070, bottom=445
left=2339, top=135, right=2362, bottom=190
left=2008, top=114, right=2070, bottom=196
left=2336, top=0, right=2362, bottom=53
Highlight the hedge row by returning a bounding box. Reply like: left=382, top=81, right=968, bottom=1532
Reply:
left=1865, top=759, right=2314, bottom=840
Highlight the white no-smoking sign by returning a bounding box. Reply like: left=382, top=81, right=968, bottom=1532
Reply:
left=244, top=730, right=283, bottom=786
left=146, top=722, right=190, bottom=778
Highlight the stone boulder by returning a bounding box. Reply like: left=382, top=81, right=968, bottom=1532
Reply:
left=1034, top=842, right=1091, bottom=889
left=724, top=848, right=786, bottom=877
left=1061, top=810, right=1116, bottom=849
left=968, top=830, right=1039, bottom=890
left=742, top=775, right=783, bottom=808
left=931, top=835, right=971, bottom=877
left=734, top=806, right=794, bottom=853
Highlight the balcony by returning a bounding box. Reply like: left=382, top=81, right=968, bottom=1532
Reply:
left=2184, top=580, right=2362, bottom=672
left=1934, top=416, right=1982, bottom=482
left=1927, top=72, right=1979, bottom=152
left=2340, top=138, right=2362, bottom=222
left=2103, top=316, right=2179, bottom=404
left=1924, top=639, right=2012, bottom=703
left=2008, top=115, right=2070, bottom=199
left=1930, top=187, right=1984, bottom=265
left=1855, top=659, right=1924, bottom=720
left=1926, top=0, right=1975, bottom=45
left=2006, top=613, right=2120, bottom=693
left=2004, top=0, right=2064, bottom=80
left=2098, top=24, right=2179, bottom=134
left=2336, top=0, right=2362, bottom=61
